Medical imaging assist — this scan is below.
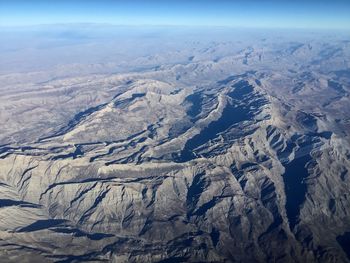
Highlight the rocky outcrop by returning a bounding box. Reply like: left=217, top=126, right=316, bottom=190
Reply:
left=0, top=31, right=350, bottom=262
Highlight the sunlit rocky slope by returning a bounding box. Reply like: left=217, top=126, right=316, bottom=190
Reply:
left=0, top=27, right=349, bottom=262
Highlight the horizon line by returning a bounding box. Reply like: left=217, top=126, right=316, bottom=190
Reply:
left=1, top=22, right=349, bottom=31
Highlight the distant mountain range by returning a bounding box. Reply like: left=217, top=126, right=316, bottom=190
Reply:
left=0, top=27, right=349, bottom=262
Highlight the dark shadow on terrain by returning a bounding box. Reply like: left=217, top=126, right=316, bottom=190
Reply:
left=38, top=103, right=108, bottom=142
left=185, top=92, right=203, bottom=120
left=18, top=219, right=67, bottom=232
left=38, top=93, right=145, bottom=142
left=52, top=227, right=114, bottom=240
left=337, top=232, right=350, bottom=260
left=175, top=80, right=266, bottom=162
left=0, top=199, right=40, bottom=208
left=283, top=144, right=312, bottom=230
left=51, top=145, right=83, bottom=160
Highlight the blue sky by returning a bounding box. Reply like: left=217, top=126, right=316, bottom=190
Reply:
left=1, top=0, right=350, bottom=29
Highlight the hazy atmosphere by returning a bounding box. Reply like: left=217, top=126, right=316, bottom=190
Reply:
left=1, top=0, right=350, bottom=28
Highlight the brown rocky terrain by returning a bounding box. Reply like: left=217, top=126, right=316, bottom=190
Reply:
left=0, top=26, right=349, bottom=262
